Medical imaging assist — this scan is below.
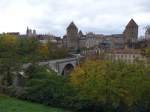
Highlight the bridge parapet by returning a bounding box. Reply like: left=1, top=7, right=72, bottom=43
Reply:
left=48, top=57, right=79, bottom=75
left=23, top=57, right=81, bottom=75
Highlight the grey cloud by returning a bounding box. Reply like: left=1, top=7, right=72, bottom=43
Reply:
left=0, top=0, right=150, bottom=36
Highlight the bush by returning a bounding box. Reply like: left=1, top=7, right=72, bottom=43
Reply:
left=17, top=65, right=107, bottom=112
left=22, top=65, right=77, bottom=105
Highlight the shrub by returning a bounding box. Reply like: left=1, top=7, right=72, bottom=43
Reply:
left=22, top=65, right=77, bottom=106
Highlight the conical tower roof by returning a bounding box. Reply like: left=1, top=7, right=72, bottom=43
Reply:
left=126, top=19, right=138, bottom=27
left=67, top=22, right=78, bottom=30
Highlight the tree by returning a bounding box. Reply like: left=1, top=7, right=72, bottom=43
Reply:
left=37, top=44, right=49, bottom=60
left=70, top=60, right=108, bottom=102
left=70, top=60, right=150, bottom=111
left=0, top=34, right=21, bottom=86
left=23, top=65, right=76, bottom=105
left=47, top=40, right=69, bottom=59
left=16, top=38, right=41, bottom=63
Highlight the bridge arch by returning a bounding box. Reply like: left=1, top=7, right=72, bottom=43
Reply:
left=61, top=63, right=74, bottom=75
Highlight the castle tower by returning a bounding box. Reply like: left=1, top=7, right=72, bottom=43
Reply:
left=66, top=22, right=79, bottom=50
left=123, top=19, right=138, bottom=48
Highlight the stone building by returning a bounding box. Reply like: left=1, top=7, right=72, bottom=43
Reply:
left=26, top=27, right=37, bottom=37
left=36, top=34, right=58, bottom=44
left=89, top=19, right=138, bottom=50
left=108, top=49, right=146, bottom=63
left=85, top=32, right=97, bottom=49
left=123, top=19, right=138, bottom=48
left=66, top=22, right=79, bottom=50
left=63, top=19, right=139, bottom=52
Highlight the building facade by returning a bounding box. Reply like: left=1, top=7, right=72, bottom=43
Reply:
left=108, top=49, right=145, bottom=63
left=63, top=19, right=139, bottom=51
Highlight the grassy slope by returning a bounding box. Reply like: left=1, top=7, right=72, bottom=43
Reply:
left=0, top=95, right=70, bottom=112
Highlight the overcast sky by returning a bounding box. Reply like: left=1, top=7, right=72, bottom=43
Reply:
left=0, top=0, right=150, bottom=36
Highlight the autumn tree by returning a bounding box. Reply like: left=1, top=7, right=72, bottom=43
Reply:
left=0, top=34, right=21, bottom=86
left=70, top=60, right=150, bottom=111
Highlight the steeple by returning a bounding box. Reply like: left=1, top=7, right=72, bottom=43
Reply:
left=26, top=26, right=30, bottom=35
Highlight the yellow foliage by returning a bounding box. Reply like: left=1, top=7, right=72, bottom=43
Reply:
left=37, top=44, right=49, bottom=56
left=70, top=59, right=149, bottom=105
left=70, top=60, right=107, bottom=85
left=71, top=66, right=85, bottom=87
left=0, top=34, right=17, bottom=46
left=70, top=59, right=108, bottom=101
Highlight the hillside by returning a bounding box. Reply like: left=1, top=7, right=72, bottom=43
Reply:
left=0, top=95, right=70, bottom=112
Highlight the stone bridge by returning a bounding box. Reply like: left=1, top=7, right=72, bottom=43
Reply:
left=38, top=57, right=80, bottom=75
left=15, top=56, right=82, bottom=87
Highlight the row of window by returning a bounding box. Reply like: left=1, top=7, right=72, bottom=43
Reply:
left=113, top=54, right=139, bottom=59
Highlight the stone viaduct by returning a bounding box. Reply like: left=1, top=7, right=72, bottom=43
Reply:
left=39, top=57, right=79, bottom=75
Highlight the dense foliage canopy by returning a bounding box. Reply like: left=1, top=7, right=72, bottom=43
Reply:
left=70, top=60, right=150, bottom=112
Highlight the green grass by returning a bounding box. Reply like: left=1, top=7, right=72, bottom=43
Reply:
left=0, top=94, right=70, bottom=112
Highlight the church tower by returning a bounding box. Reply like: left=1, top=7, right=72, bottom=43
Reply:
left=66, top=22, right=79, bottom=50
left=123, top=19, right=138, bottom=48
left=26, top=27, right=32, bottom=37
